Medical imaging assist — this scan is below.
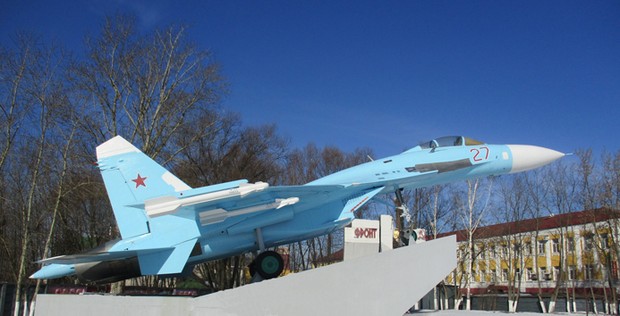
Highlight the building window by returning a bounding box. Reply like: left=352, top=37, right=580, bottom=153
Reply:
left=567, top=237, right=575, bottom=252
left=490, top=245, right=496, bottom=257
left=501, top=244, right=508, bottom=257
left=538, top=240, right=547, bottom=255
left=553, top=266, right=560, bottom=281
left=515, top=268, right=521, bottom=281
left=524, top=242, right=532, bottom=256
left=502, top=269, right=508, bottom=282
left=568, top=265, right=577, bottom=280
left=585, top=264, right=595, bottom=280
left=527, top=267, right=537, bottom=280
left=584, top=235, right=594, bottom=251
left=552, top=238, right=560, bottom=253
left=601, top=233, right=610, bottom=249
left=491, top=269, right=497, bottom=283
left=540, top=266, right=551, bottom=281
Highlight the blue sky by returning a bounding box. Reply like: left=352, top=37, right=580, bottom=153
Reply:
left=2, top=1, right=619, bottom=158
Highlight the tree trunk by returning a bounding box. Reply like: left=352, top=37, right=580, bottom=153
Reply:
left=29, top=127, right=76, bottom=316
left=537, top=293, right=547, bottom=313
left=14, top=128, right=47, bottom=316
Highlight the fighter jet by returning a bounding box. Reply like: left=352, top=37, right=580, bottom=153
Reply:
left=31, top=136, right=564, bottom=283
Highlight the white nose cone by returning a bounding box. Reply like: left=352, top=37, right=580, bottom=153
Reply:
left=508, top=145, right=565, bottom=174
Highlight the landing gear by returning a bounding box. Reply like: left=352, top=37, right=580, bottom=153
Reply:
left=249, top=228, right=284, bottom=281
left=249, top=250, right=284, bottom=280
left=394, top=189, right=411, bottom=247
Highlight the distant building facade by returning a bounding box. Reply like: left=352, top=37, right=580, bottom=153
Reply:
left=440, top=208, right=620, bottom=312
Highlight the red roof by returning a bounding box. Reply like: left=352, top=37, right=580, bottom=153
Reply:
left=436, top=208, right=620, bottom=242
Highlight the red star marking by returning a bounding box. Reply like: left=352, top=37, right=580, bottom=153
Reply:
left=132, top=174, right=147, bottom=188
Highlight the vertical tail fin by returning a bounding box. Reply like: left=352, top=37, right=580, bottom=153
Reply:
left=96, top=136, right=191, bottom=239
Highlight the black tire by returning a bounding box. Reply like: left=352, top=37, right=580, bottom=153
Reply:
left=252, top=250, right=284, bottom=280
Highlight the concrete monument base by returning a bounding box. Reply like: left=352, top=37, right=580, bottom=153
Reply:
left=35, top=235, right=456, bottom=316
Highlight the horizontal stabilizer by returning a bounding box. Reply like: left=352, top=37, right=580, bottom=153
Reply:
left=30, top=263, right=76, bottom=279
left=138, top=238, right=198, bottom=275
left=36, top=248, right=170, bottom=265
left=37, top=252, right=137, bottom=265
left=338, top=186, right=385, bottom=221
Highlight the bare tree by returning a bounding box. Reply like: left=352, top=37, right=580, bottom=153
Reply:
left=576, top=149, right=598, bottom=210
left=282, top=144, right=372, bottom=272
left=29, top=122, right=79, bottom=316
left=453, top=178, right=494, bottom=310
left=71, top=14, right=226, bottom=158
left=176, top=123, right=289, bottom=290
left=0, top=36, right=33, bottom=173
left=544, top=159, right=579, bottom=313
left=0, top=36, right=42, bottom=285
left=423, top=184, right=453, bottom=310
left=0, top=34, right=71, bottom=316
left=495, top=174, right=532, bottom=312
left=600, top=151, right=620, bottom=313
left=60, top=14, right=229, bottom=291
left=600, top=150, right=620, bottom=210
left=175, top=119, right=288, bottom=186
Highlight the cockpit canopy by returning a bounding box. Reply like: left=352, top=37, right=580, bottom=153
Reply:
left=419, top=136, right=485, bottom=150
left=402, top=136, right=485, bottom=153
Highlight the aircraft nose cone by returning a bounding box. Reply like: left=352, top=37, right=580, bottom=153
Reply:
left=507, top=145, right=565, bottom=174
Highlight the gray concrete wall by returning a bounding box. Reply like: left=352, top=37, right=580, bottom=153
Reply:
left=35, top=295, right=191, bottom=316
left=36, top=236, right=456, bottom=316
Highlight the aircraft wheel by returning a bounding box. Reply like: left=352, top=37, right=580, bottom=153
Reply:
left=252, top=250, right=284, bottom=280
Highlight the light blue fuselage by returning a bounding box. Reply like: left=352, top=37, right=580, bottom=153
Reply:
left=36, top=135, right=565, bottom=283
left=186, top=143, right=513, bottom=266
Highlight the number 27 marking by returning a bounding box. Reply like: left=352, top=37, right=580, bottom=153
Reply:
left=470, top=146, right=490, bottom=162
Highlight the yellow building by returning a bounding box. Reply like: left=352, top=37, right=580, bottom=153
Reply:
left=441, top=208, right=620, bottom=298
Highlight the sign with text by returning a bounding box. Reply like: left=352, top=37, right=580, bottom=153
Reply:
left=345, top=219, right=380, bottom=244
left=344, top=219, right=381, bottom=261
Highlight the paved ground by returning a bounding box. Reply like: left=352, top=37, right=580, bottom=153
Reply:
left=408, top=310, right=583, bottom=316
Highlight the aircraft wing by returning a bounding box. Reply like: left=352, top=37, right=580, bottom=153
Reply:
left=142, top=183, right=386, bottom=239
left=37, top=240, right=198, bottom=276
left=36, top=183, right=381, bottom=276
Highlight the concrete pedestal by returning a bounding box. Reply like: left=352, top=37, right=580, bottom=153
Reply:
left=35, top=236, right=456, bottom=316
